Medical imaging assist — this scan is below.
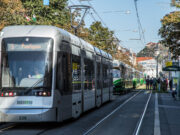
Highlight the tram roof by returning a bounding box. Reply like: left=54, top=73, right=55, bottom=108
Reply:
left=100, top=50, right=109, bottom=59
left=94, top=47, right=102, bottom=55
left=1, top=25, right=113, bottom=57
left=108, top=54, right=112, bottom=60
left=1, top=25, right=61, bottom=38
left=113, top=60, right=121, bottom=67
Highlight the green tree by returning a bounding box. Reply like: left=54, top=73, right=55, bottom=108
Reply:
left=159, top=11, right=180, bottom=58
left=0, top=0, right=72, bottom=31
left=88, top=21, right=118, bottom=55
left=0, top=0, right=27, bottom=30
left=21, top=0, right=71, bottom=30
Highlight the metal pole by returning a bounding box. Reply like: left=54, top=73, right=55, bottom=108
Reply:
left=178, top=59, right=180, bottom=99
left=169, top=51, right=171, bottom=80
left=156, top=56, right=158, bottom=78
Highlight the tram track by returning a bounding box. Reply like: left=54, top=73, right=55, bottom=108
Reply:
left=133, top=90, right=152, bottom=135
left=0, top=90, right=147, bottom=135
left=0, top=123, right=18, bottom=132
left=83, top=90, right=144, bottom=135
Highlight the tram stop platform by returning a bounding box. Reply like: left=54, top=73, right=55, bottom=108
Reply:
left=158, top=93, right=180, bottom=135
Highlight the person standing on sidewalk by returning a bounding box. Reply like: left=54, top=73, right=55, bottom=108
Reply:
left=169, top=79, right=172, bottom=91
left=153, top=78, right=157, bottom=90
left=146, top=76, right=150, bottom=90
left=157, top=77, right=161, bottom=91
left=150, top=77, right=153, bottom=90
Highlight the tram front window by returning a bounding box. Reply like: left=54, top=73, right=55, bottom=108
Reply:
left=1, top=37, right=53, bottom=91
left=113, top=69, right=121, bottom=78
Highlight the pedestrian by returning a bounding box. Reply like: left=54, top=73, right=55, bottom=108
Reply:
left=146, top=76, right=149, bottom=90
left=169, top=79, right=172, bottom=91
left=172, top=88, right=177, bottom=100
left=165, top=78, right=168, bottom=91
left=150, top=78, right=153, bottom=90
left=157, top=77, right=161, bottom=91
left=153, top=78, right=157, bottom=90
left=163, top=78, right=168, bottom=92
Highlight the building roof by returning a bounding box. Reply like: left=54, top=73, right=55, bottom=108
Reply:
left=136, top=57, right=154, bottom=63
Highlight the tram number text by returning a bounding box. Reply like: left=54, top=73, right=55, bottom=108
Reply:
left=19, top=116, right=27, bottom=120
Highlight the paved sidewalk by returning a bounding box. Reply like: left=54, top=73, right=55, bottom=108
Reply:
left=158, top=93, right=180, bottom=135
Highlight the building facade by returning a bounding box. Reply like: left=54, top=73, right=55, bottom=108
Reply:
left=137, top=57, right=162, bottom=78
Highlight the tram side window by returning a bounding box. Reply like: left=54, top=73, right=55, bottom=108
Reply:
left=103, top=64, right=108, bottom=88
left=110, top=65, right=113, bottom=87
left=84, top=58, right=95, bottom=90
left=72, top=54, right=81, bottom=92
left=56, top=52, right=72, bottom=95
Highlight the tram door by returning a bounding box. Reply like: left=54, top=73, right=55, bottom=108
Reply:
left=96, top=56, right=102, bottom=107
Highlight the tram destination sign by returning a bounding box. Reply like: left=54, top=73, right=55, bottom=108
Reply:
left=6, top=43, right=48, bottom=51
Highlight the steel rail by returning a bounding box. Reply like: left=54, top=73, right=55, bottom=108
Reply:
left=0, top=123, right=18, bottom=132
left=83, top=90, right=143, bottom=135
left=133, top=90, right=152, bottom=135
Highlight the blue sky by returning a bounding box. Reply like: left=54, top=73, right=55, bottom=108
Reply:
left=69, top=0, right=178, bottom=53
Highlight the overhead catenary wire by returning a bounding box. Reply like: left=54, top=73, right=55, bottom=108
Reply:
left=75, top=0, right=130, bottom=49
left=87, top=1, right=130, bottom=48
left=134, top=0, right=146, bottom=45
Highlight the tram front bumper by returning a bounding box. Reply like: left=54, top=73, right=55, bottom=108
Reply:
left=0, top=108, right=56, bottom=122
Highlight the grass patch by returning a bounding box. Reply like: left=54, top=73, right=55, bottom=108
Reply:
left=136, top=84, right=146, bottom=90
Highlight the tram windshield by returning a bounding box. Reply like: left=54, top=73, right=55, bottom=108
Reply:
left=113, top=69, right=121, bottom=78
left=1, top=37, right=53, bottom=90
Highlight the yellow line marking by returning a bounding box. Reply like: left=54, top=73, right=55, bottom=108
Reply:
left=0, top=125, right=16, bottom=132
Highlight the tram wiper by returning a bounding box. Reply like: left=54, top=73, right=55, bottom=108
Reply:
left=24, top=78, right=44, bottom=94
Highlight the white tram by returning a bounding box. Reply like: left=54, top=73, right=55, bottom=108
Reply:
left=0, top=25, right=113, bottom=122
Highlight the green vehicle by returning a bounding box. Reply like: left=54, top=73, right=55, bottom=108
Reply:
left=113, top=69, right=125, bottom=94
left=113, top=60, right=124, bottom=94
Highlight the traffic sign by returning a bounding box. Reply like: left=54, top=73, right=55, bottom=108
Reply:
left=43, top=0, right=49, bottom=6
left=165, top=61, right=172, bottom=67
left=163, top=61, right=180, bottom=71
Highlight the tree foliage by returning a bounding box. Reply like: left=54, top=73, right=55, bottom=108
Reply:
left=159, top=11, right=180, bottom=58
left=0, top=0, right=71, bottom=31
left=88, top=21, right=118, bottom=55
left=0, top=0, right=26, bottom=30
left=137, top=47, right=154, bottom=57
left=21, top=0, right=72, bottom=30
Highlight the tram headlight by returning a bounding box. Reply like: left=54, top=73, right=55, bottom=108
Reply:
left=42, top=92, right=47, bottom=96
left=39, top=92, right=42, bottom=96
left=5, top=92, right=9, bottom=96
left=35, top=91, right=51, bottom=96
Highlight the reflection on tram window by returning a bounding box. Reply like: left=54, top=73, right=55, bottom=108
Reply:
left=103, top=64, right=109, bottom=88
left=72, top=54, right=81, bottom=92
left=1, top=51, right=51, bottom=88
left=84, top=58, right=95, bottom=91
left=56, top=52, right=72, bottom=95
